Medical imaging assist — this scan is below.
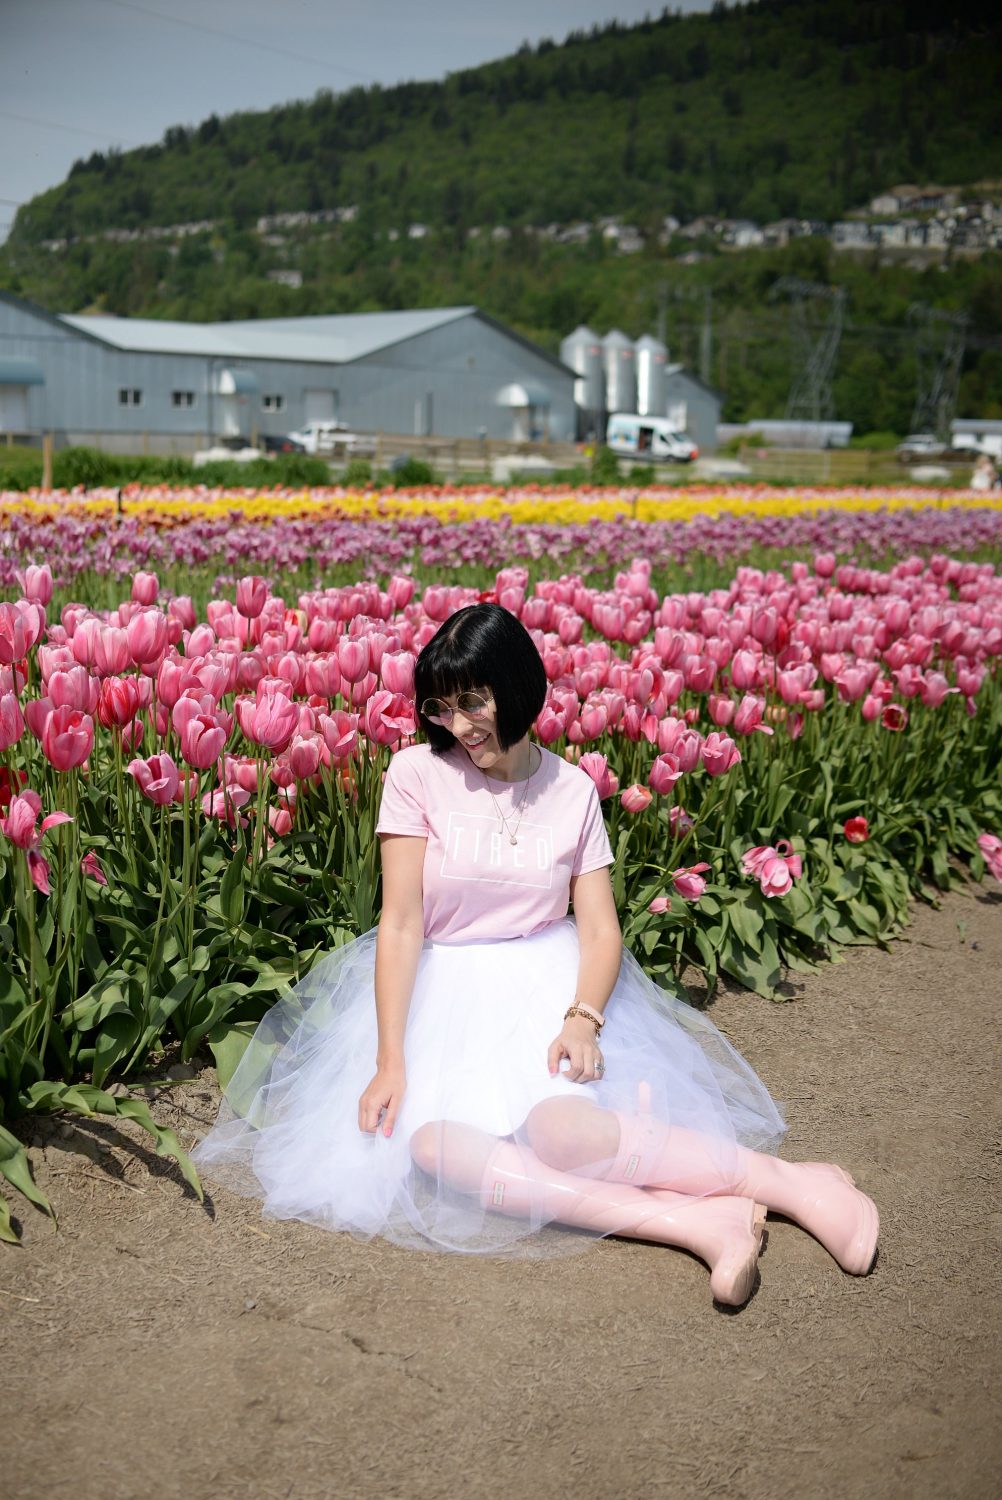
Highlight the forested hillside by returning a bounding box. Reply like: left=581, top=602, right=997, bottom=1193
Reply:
left=2, top=0, right=1001, bottom=429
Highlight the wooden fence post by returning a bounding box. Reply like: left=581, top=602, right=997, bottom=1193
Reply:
left=41, top=432, right=53, bottom=491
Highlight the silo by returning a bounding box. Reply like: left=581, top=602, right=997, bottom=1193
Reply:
left=602, top=329, right=637, bottom=415
left=635, top=334, right=668, bottom=418
left=560, top=325, right=605, bottom=433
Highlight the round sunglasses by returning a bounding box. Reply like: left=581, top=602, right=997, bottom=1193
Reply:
left=420, top=692, right=494, bottom=727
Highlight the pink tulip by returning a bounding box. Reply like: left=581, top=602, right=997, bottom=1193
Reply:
left=380, top=651, right=416, bottom=698
left=289, top=734, right=323, bottom=780
left=534, top=704, right=566, bottom=745
left=978, top=832, right=1002, bottom=882
left=269, top=803, right=294, bottom=837
left=202, top=785, right=251, bottom=828
left=669, top=805, right=693, bottom=837
left=178, top=713, right=228, bottom=770
left=814, top=552, right=836, bottom=578
left=318, top=710, right=358, bottom=761
left=919, top=672, right=954, bottom=709
left=364, top=690, right=417, bottom=747
left=235, top=693, right=298, bottom=752
left=578, top=700, right=609, bottom=740
left=0, top=601, right=40, bottom=665
left=578, top=752, right=619, bottom=801
left=346, top=670, right=379, bottom=707
left=708, top=693, right=736, bottom=728
left=647, top=895, right=672, bottom=915
left=185, top=624, right=216, bottom=657
left=41, top=706, right=94, bottom=770
left=0, top=690, right=25, bottom=751
left=16, top=563, right=54, bottom=606
left=732, top=694, right=773, bottom=736
left=671, top=863, right=711, bottom=901
left=387, top=574, right=416, bottom=609
left=80, top=850, right=108, bottom=885
left=648, top=753, right=683, bottom=795
left=730, top=650, right=760, bottom=692
left=92, top=626, right=130, bottom=678
left=126, top=608, right=168, bottom=666
left=741, top=841, right=802, bottom=898
left=620, top=783, right=653, bottom=814
left=0, top=789, right=73, bottom=896
left=131, top=571, right=159, bottom=605
left=236, top=575, right=269, bottom=619
left=337, top=635, right=371, bottom=683
left=701, top=732, right=741, bottom=777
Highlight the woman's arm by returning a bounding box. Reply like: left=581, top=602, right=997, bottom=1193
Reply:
left=358, top=833, right=426, bottom=1137
left=547, top=866, right=623, bottom=1082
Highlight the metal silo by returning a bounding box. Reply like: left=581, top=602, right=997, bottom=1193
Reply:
left=560, top=325, right=605, bottom=436
left=602, top=329, right=637, bottom=415
left=635, top=334, right=668, bottom=418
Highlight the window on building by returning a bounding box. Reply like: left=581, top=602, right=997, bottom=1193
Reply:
left=118, top=388, right=143, bottom=407
left=262, top=393, right=285, bottom=412
left=171, top=390, right=196, bottom=408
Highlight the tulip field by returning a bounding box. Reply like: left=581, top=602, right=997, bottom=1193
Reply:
left=1, top=482, right=1001, bottom=1239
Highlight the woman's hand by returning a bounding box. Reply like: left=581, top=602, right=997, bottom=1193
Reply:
left=358, top=1064, right=407, bottom=1137
left=547, top=1017, right=604, bottom=1084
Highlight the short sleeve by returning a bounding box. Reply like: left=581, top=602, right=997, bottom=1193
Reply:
left=375, top=749, right=430, bottom=837
left=572, top=781, right=614, bottom=876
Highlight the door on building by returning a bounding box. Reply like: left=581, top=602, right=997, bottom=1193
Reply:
left=0, top=386, right=29, bottom=434
left=304, top=389, right=339, bottom=425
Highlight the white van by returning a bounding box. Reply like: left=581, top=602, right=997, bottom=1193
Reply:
left=606, top=414, right=698, bottom=463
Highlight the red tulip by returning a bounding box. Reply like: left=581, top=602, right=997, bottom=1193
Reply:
left=881, top=703, right=908, bottom=732
left=843, top=816, right=870, bottom=844
left=41, top=706, right=94, bottom=770
left=97, top=675, right=142, bottom=729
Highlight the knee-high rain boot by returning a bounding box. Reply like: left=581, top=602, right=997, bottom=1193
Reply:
left=600, top=1109, right=878, bottom=1276
left=423, top=1125, right=767, bottom=1306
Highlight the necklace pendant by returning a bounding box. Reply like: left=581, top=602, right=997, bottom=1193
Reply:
left=509, top=834, right=518, bottom=846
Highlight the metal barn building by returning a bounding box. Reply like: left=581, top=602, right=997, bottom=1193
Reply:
left=0, top=293, right=576, bottom=452
left=662, top=365, right=722, bottom=455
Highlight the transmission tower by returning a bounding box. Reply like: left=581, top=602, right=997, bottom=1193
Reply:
left=907, top=304, right=968, bottom=440
left=769, top=277, right=846, bottom=422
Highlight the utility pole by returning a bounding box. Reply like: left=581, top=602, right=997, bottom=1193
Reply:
left=907, top=303, right=968, bottom=441
left=769, top=277, right=846, bottom=422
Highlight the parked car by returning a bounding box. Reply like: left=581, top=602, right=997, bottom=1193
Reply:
left=896, top=433, right=947, bottom=460
left=288, top=420, right=349, bottom=454
left=606, top=413, right=698, bottom=463
left=260, top=433, right=306, bottom=454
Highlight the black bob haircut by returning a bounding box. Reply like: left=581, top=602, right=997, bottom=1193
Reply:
left=414, top=603, right=548, bottom=754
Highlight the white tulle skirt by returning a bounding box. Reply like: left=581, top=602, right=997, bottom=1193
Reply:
left=192, top=919, right=786, bottom=1257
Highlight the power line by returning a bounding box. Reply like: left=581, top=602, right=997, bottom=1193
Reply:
left=0, top=108, right=143, bottom=147
left=95, top=0, right=374, bottom=83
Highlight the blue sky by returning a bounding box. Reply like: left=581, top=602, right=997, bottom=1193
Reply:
left=1, top=0, right=723, bottom=240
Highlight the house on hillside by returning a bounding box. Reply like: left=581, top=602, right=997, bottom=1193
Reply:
left=0, top=295, right=576, bottom=451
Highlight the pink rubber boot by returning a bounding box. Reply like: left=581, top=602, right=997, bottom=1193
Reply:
left=413, top=1122, right=767, bottom=1306
left=603, top=1111, right=879, bottom=1276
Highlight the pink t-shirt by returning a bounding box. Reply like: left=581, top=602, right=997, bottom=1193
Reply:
left=375, top=743, right=614, bottom=943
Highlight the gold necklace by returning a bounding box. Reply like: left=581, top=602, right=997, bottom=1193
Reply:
left=482, top=747, right=536, bottom=846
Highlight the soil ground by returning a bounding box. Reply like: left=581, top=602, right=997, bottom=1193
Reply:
left=4, top=885, right=1000, bottom=1500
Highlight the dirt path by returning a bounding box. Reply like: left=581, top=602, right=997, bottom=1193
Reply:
left=5, top=885, right=1000, bottom=1500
